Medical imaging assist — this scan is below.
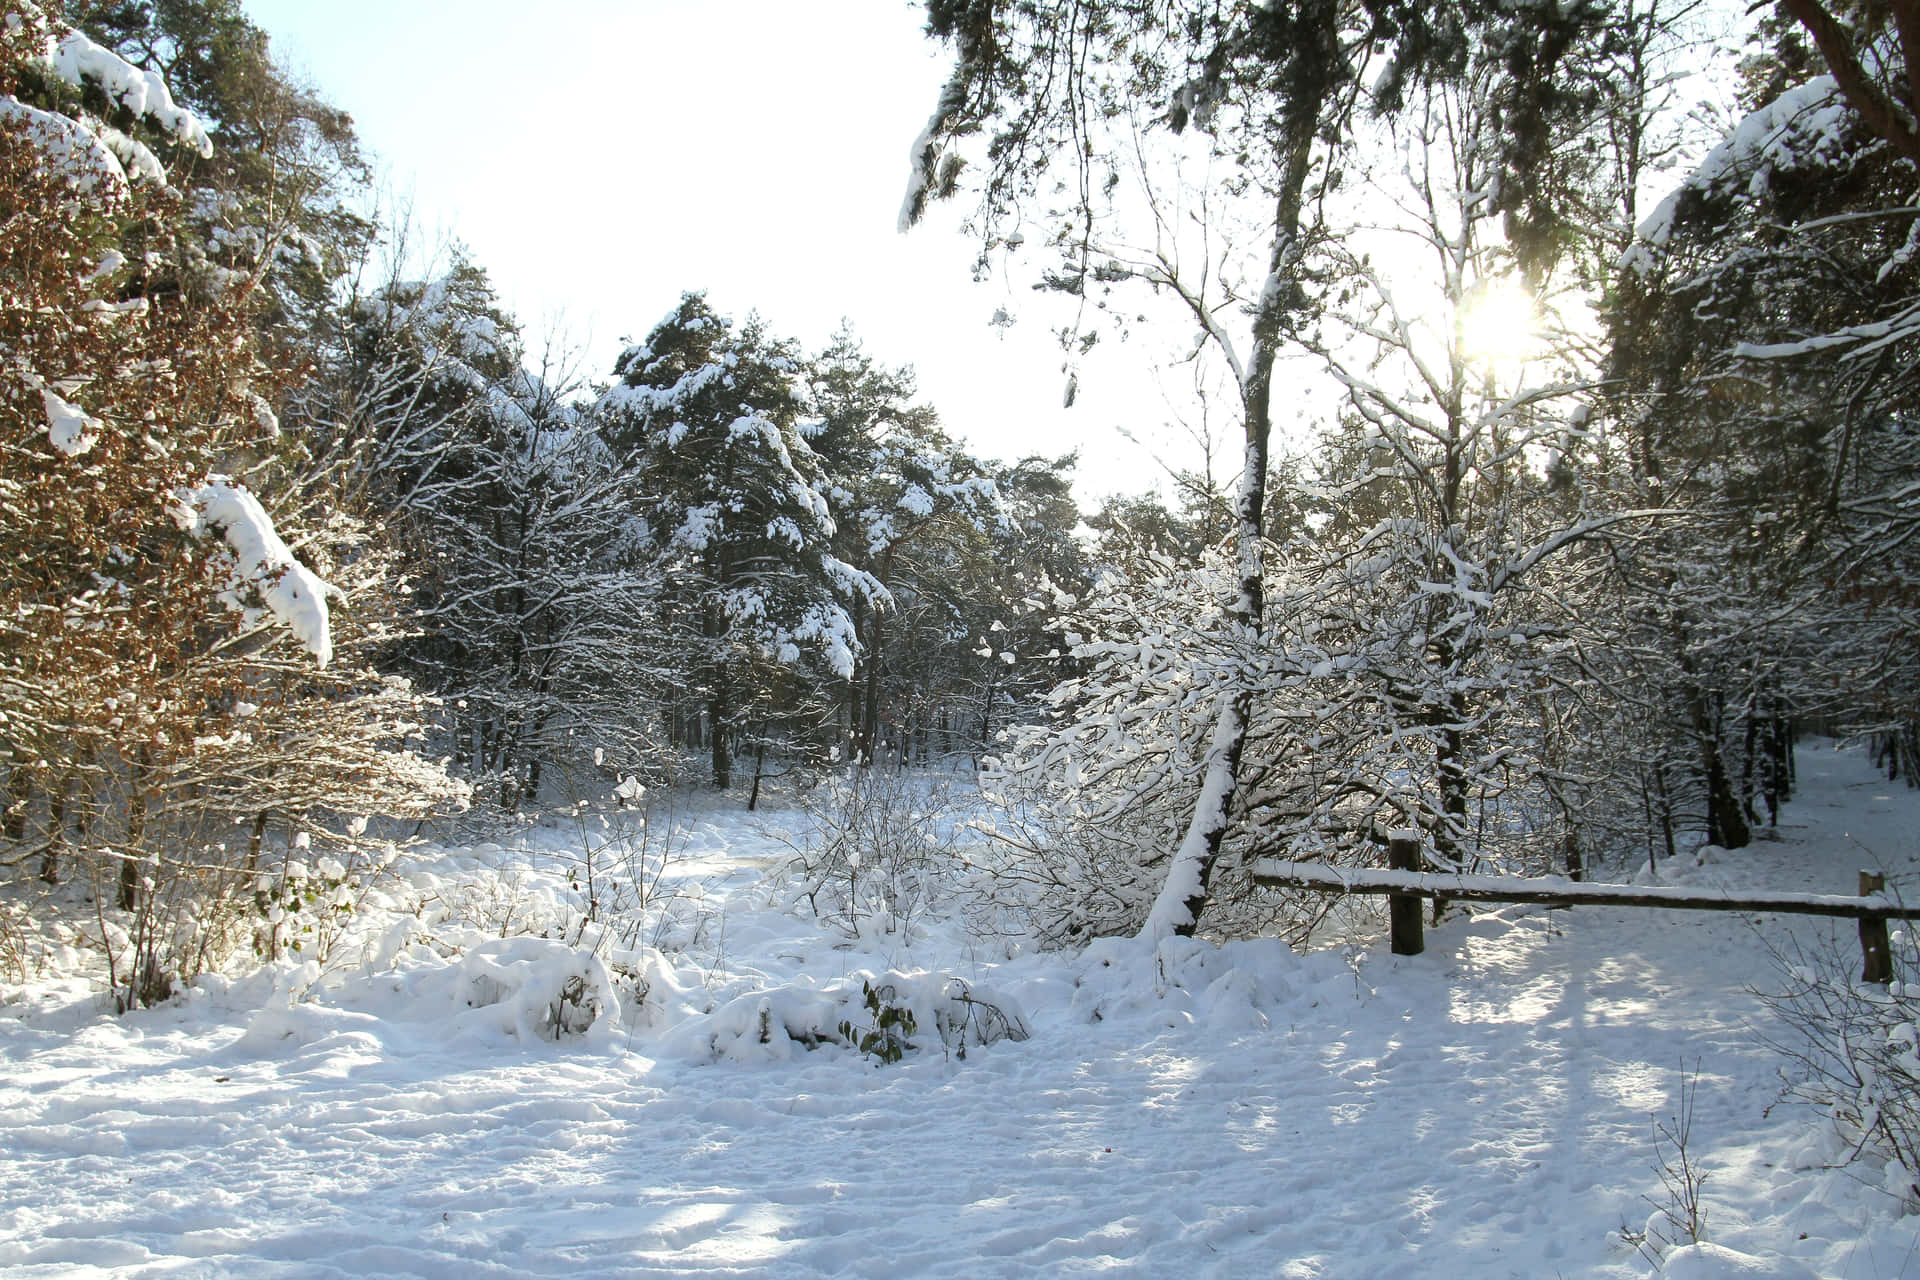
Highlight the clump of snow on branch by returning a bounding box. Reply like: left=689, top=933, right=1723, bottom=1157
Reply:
left=1, top=7, right=213, bottom=198
left=783, top=595, right=863, bottom=679
left=175, top=477, right=338, bottom=667
left=40, top=386, right=100, bottom=456
left=0, top=97, right=130, bottom=194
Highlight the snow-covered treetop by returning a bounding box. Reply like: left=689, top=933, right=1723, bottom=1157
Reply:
left=352, top=263, right=589, bottom=462
left=598, top=294, right=794, bottom=423
left=39, top=22, right=214, bottom=157
left=369, top=275, right=514, bottom=376
left=1, top=4, right=213, bottom=198
left=1624, top=76, right=1855, bottom=275
left=597, top=293, right=889, bottom=681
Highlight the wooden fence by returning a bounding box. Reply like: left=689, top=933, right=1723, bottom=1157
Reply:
left=1251, top=836, right=1919, bottom=983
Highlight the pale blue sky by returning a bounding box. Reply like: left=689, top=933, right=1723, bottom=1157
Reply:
left=241, top=0, right=1172, bottom=501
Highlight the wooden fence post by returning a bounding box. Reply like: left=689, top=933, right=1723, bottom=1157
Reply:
left=1389, top=835, right=1424, bottom=957
left=1860, top=870, right=1893, bottom=985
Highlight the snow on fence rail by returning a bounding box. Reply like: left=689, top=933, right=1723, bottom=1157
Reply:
left=1250, top=836, right=1914, bottom=982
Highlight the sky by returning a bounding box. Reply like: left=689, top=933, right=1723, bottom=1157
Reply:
left=239, top=0, right=1194, bottom=504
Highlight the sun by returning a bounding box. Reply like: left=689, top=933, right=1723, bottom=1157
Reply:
left=1457, top=278, right=1540, bottom=373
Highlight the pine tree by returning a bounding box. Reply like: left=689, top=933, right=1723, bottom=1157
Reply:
left=598, top=295, right=885, bottom=788
left=806, top=329, right=1006, bottom=766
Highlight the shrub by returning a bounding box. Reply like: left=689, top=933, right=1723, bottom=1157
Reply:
left=1758, top=924, right=1920, bottom=1208
left=771, top=768, right=961, bottom=938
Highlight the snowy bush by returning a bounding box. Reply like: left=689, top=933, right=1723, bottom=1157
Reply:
left=680, top=970, right=1029, bottom=1066
left=769, top=768, right=962, bottom=939
left=0, top=899, right=31, bottom=983
left=233, top=936, right=616, bottom=1048
left=251, top=844, right=361, bottom=963
left=975, top=546, right=1387, bottom=946
left=547, top=790, right=700, bottom=954
left=976, top=517, right=1593, bottom=944
left=838, top=978, right=918, bottom=1064
left=1617, top=1063, right=1713, bottom=1268
left=440, top=937, right=613, bottom=1040
left=1758, top=925, right=1920, bottom=1209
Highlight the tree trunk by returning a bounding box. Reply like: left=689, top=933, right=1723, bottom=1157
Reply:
left=245, top=811, right=269, bottom=875
left=1671, top=609, right=1749, bottom=849
left=1653, top=762, right=1677, bottom=871
left=1741, top=708, right=1759, bottom=823
left=710, top=671, right=733, bottom=790
left=119, top=752, right=148, bottom=912
left=1140, top=83, right=1326, bottom=940
left=704, top=594, right=733, bottom=789
left=40, top=771, right=68, bottom=885
left=1701, top=727, right=1750, bottom=850
left=862, top=606, right=884, bottom=767
left=2, top=766, right=29, bottom=842
left=848, top=595, right=869, bottom=760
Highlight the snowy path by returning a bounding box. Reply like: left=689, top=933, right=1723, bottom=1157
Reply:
left=2, top=747, right=1917, bottom=1278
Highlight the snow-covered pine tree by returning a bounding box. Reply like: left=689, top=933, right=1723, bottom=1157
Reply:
left=805, top=329, right=1007, bottom=766
left=598, top=294, right=885, bottom=789
left=961, top=453, right=1088, bottom=760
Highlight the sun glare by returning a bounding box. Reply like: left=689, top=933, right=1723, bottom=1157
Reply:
left=1458, top=279, right=1540, bottom=372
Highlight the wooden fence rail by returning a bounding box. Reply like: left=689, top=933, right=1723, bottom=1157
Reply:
left=1250, top=837, right=1915, bottom=982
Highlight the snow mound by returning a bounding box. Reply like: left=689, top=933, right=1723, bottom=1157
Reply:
left=669, top=970, right=1030, bottom=1066
left=1068, top=934, right=1305, bottom=1030
left=1658, top=1242, right=1823, bottom=1280
left=235, top=939, right=615, bottom=1050
left=430, top=937, right=614, bottom=1041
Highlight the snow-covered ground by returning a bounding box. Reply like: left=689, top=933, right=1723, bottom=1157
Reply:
left=2, top=745, right=1917, bottom=1279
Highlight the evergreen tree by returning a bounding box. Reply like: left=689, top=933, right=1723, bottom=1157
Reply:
left=598, top=295, right=885, bottom=788
left=806, top=329, right=1007, bottom=766
left=299, top=259, right=666, bottom=808
left=65, top=0, right=373, bottom=351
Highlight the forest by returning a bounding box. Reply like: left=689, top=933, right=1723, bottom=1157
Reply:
left=5, top=0, right=1913, bottom=968
left=3, top=2, right=1920, bottom=1270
